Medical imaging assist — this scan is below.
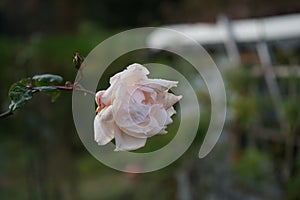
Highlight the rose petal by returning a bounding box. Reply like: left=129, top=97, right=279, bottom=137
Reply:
left=101, top=64, right=179, bottom=105
left=113, top=105, right=150, bottom=139
left=101, top=82, right=119, bottom=105
left=159, top=92, right=182, bottom=109
left=140, top=78, right=179, bottom=92
left=94, top=107, right=115, bottom=145
left=140, top=105, right=172, bottom=136
left=122, top=63, right=149, bottom=84
left=100, top=105, right=114, bottom=121
left=95, top=90, right=105, bottom=106
left=101, top=70, right=129, bottom=105
left=112, top=84, right=150, bottom=127
left=114, top=103, right=157, bottom=138
left=130, top=88, right=145, bottom=104
left=158, top=129, right=167, bottom=134
left=112, top=83, right=148, bottom=129
left=166, top=106, right=177, bottom=116
left=129, top=102, right=151, bottom=124
left=150, top=105, right=169, bottom=126
left=118, top=104, right=171, bottom=137
left=112, top=85, right=160, bottom=138
left=109, top=63, right=149, bottom=87
left=114, top=125, right=147, bottom=151
left=138, top=86, right=157, bottom=104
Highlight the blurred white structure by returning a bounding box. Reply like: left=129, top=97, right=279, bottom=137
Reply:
left=147, top=13, right=300, bottom=48
left=147, top=13, right=300, bottom=68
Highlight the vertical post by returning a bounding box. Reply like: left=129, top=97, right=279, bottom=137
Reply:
left=218, top=15, right=241, bottom=67
left=256, top=42, right=292, bottom=179
left=256, top=42, right=287, bottom=130
left=176, top=169, right=192, bottom=200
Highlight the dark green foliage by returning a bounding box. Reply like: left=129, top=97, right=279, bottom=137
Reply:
left=32, top=74, right=63, bottom=102
left=34, top=86, right=61, bottom=102
left=32, top=74, right=63, bottom=84
left=234, top=148, right=273, bottom=184
left=8, top=78, right=33, bottom=112
left=8, top=74, right=63, bottom=113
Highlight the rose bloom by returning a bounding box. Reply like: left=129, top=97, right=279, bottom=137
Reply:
left=94, top=63, right=182, bottom=151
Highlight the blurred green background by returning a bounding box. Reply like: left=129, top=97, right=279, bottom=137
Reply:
left=1, top=0, right=300, bottom=199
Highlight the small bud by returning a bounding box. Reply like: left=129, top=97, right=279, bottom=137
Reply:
left=65, top=81, right=73, bottom=87
left=73, top=51, right=84, bottom=69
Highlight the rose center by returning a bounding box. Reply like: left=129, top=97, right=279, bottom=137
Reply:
left=141, top=91, right=153, bottom=105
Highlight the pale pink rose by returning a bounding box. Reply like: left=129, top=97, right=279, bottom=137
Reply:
left=94, top=63, right=182, bottom=151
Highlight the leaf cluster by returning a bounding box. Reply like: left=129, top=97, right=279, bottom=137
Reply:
left=8, top=74, right=63, bottom=112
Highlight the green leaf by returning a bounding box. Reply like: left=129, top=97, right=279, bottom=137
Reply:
left=34, top=86, right=61, bottom=102
left=7, top=74, right=64, bottom=113
left=34, top=86, right=57, bottom=92
left=48, top=90, right=61, bottom=102
left=32, top=74, right=63, bottom=102
left=32, top=74, right=63, bottom=86
left=8, top=80, right=33, bottom=112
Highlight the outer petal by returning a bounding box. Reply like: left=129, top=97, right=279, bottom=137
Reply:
left=109, top=63, right=149, bottom=87
left=101, top=80, right=119, bottom=105
left=148, top=104, right=172, bottom=132
left=149, top=104, right=171, bottom=127
left=158, top=129, right=167, bottom=135
left=95, top=90, right=105, bottom=106
left=121, top=63, right=149, bottom=85
left=166, top=106, right=177, bottom=116
left=159, top=92, right=182, bottom=109
left=94, top=106, right=115, bottom=145
left=100, top=105, right=114, bottom=121
left=101, top=64, right=149, bottom=105
left=139, top=78, right=179, bottom=92
left=114, top=125, right=147, bottom=151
